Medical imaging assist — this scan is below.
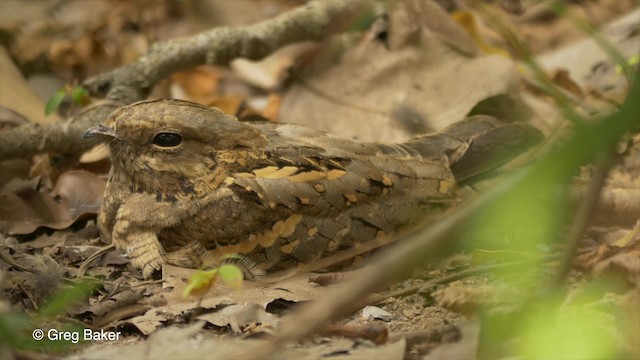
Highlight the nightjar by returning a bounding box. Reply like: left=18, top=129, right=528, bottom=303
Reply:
left=84, top=99, right=542, bottom=278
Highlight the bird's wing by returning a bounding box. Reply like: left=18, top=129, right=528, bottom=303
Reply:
left=228, top=122, right=455, bottom=220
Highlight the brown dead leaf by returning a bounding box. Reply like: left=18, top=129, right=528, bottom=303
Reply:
left=123, top=269, right=319, bottom=335
left=98, top=250, right=129, bottom=267
left=452, top=11, right=510, bottom=57
left=71, top=321, right=403, bottom=360
left=422, top=321, right=480, bottom=360
left=572, top=179, right=640, bottom=228
left=79, top=145, right=111, bottom=164
left=279, top=0, right=526, bottom=143
left=537, top=8, right=639, bottom=97
left=171, top=66, right=222, bottom=105
left=551, top=68, right=584, bottom=98
left=0, top=171, right=105, bottom=235
left=0, top=161, right=34, bottom=193
left=52, top=171, right=105, bottom=219
left=575, top=223, right=640, bottom=287
left=593, top=240, right=640, bottom=287
left=0, top=104, right=29, bottom=131
left=208, top=96, right=245, bottom=116
left=513, top=0, right=636, bottom=53
left=431, top=285, right=520, bottom=318
left=21, top=233, right=67, bottom=250
left=575, top=242, right=615, bottom=272
left=49, top=35, right=97, bottom=73
left=231, top=43, right=317, bottom=90
left=59, top=245, right=106, bottom=264
left=191, top=0, right=281, bottom=27
left=196, top=303, right=280, bottom=334
left=1, top=0, right=182, bottom=81
left=30, top=153, right=79, bottom=190
left=80, top=288, right=146, bottom=319
left=67, top=322, right=213, bottom=360
left=414, top=1, right=479, bottom=56
left=592, top=246, right=640, bottom=287
left=0, top=191, right=70, bottom=235
left=259, top=94, right=282, bottom=121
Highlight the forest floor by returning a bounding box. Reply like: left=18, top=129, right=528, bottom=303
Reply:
left=1, top=1, right=639, bottom=359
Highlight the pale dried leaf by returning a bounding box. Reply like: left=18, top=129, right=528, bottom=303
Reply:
left=51, top=171, right=106, bottom=219
left=126, top=270, right=319, bottom=335
left=231, top=43, right=317, bottom=90
left=0, top=46, right=62, bottom=124
left=196, top=303, right=280, bottom=333
left=0, top=171, right=104, bottom=234
left=362, top=305, right=394, bottom=321
left=280, top=1, right=522, bottom=143
left=537, top=8, right=639, bottom=104
left=70, top=322, right=401, bottom=360
left=79, top=145, right=111, bottom=164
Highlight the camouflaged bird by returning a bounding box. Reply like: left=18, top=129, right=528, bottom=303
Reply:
left=84, top=99, right=543, bottom=278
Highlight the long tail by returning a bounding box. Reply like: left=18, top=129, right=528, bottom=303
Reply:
left=403, top=115, right=544, bottom=182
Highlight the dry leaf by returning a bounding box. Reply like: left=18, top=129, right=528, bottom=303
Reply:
left=279, top=1, right=525, bottom=143
left=423, top=321, right=480, bottom=360
left=0, top=46, right=62, bottom=124
left=123, top=271, right=319, bottom=335
left=551, top=68, right=584, bottom=98
left=572, top=179, right=640, bottom=227
left=171, top=66, right=221, bottom=105
left=433, top=286, right=493, bottom=317
left=0, top=171, right=105, bottom=234
left=231, top=43, right=317, bottom=90
left=196, top=303, right=279, bottom=333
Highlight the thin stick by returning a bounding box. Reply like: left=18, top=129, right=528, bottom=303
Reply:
left=366, top=261, right=529, bottom=306
left=551, top=153, right=612, bottom=287
left=77, top=244, right=115, bottom=277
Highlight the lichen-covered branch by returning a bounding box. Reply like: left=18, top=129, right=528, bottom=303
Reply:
left=0, top=0, right=378, bottom=160
left=0, top=101, right=121, bottom=160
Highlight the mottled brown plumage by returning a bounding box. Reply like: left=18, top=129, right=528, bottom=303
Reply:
left=85, top=99, right=542, bottom=278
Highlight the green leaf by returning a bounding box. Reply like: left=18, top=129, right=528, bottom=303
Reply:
left=219, top=264, right=244, bottom=289
left=39, top=278, right=98, bottom=318
left=70, top=86, right=90, bottom=106
left=45, top=90, right=66, bottom=116
left=222, top=253, right=244, bottom=260
left=518, top=301, right=618, bottom=359
left=182, top=269, right=218, bottom=298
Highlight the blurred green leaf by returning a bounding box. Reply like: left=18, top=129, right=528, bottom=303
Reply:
left=475, top=74, right=639, bottom=357
left=39, top=278, right=98, bottom=318
left=518, top=300, right=618, bottom=359
left=219, top=264, right=244, bottom=289
left=183, top=268, right=218, bottom=298
left=70, top=86, right=90, bottom=106
left=0, top=311, right=30, bottom=348
left=44, top=90, right=66, bottom=116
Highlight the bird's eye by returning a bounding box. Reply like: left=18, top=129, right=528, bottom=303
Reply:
left=152, top=132, right=182, bottom=148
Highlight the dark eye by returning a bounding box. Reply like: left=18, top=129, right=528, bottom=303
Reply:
left=153, top=132, right=182, bottom=148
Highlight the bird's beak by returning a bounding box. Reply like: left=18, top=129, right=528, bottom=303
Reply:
left=83, top=124, right=116, bottom=138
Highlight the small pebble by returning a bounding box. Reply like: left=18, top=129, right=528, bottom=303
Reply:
left=362, top=306, right=393, bottom=321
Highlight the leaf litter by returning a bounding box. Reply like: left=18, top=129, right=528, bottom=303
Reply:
left=0, top=1, right=639, bottom=359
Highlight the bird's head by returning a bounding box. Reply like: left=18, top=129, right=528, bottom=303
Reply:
left=84, top=99, right=265, bottom=195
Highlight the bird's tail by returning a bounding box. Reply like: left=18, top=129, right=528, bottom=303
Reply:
left=403, top=115, right=544, bottom=182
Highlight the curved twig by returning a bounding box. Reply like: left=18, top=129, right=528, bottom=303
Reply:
left=0, top=0, right=379, bottom=161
